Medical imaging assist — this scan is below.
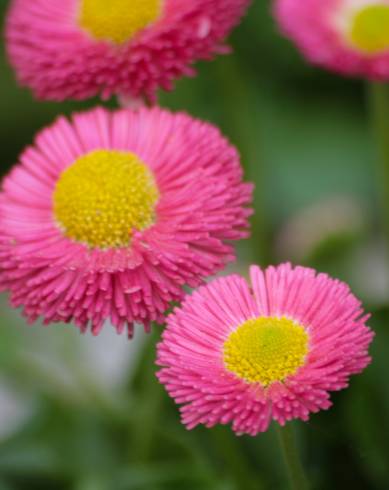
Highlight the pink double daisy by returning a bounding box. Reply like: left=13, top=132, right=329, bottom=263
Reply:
left=0, top=107, right=253, bottom=336
left=6, top=0, right=250, bottom=102
left=157, top=263, right=373, bottom=436
left=274, top=0, right=389, bottom=80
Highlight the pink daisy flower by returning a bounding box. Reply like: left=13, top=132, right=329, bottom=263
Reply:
left=157, top=263, right=373, bottom=436
left=0, top=107, right=253, bottom=336
left=274, top=0, right=389, bottom=80
left=5, top=0, right=250, bottom=102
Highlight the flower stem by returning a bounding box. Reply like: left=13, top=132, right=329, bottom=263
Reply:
left=368, top=82, right=389, bottom=250
left=213, top=55, right=272, bottom=266
left=276, top=424, right=309, bottom=490
left=129, top=328, right=164, bottom=463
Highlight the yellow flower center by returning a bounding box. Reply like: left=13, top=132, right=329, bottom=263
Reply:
left=79, top=0, right=163, bottom=45
left=53, top=149, right=159, bottom=249
left=223, top=317, right=309, bottom=386
left=350, top=4, right=389, bottom=54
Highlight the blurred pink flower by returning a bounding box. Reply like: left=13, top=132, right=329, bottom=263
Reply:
left=274, top=0, right=389, bottom=80
left=6, top=0, right=250, bottom=101
left=157, top=263, right=373, bottom=436
left=0, top=107, right=252, bottom=336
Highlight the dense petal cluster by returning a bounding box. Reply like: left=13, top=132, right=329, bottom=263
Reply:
left=157, top=263, right=373, bottom=436
left=0, top=107, right=253, bottom=336
left=6, top=0, right=250, bottom=101
left=274, top=0, right=389, bottom=80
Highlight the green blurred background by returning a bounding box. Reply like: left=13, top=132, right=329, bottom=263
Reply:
left=0, top=1, right=388, bottom=489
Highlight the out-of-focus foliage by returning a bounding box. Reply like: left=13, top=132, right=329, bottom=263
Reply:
left=0, top=1, right=388, bottom=489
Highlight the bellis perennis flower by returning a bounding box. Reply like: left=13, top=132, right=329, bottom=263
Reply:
left=6, top=0, right=250, bottom=101
left=157, top=263, right=373, bottom=436
left=0, top=107, right=253, bottom=336
left=274, top=0, right=389, bottom=80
